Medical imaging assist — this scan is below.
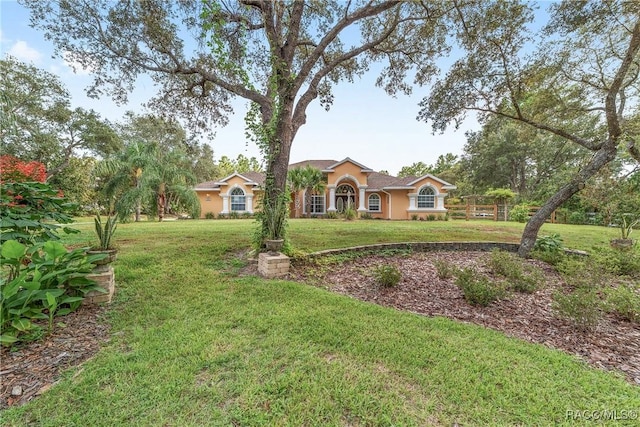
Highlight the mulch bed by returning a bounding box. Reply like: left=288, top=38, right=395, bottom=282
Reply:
left=0, top=305, right=110, bottom=409
left=289, top=251, right=640, bottom=386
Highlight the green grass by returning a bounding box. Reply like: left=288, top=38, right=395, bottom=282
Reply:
left=3, top=219, right=638, bottom=426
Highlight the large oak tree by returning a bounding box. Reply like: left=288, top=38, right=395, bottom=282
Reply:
left=23, top=0, right=450, bottom=242
left=419, top=0, right=640, bottom=256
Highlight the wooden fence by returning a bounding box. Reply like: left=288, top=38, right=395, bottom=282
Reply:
left=444, top=204, right=556, bottom=223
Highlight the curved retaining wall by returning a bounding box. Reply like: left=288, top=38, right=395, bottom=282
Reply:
left=307, top=242, right=520, bottom=258
left=306, top=242, right=588, bottom=259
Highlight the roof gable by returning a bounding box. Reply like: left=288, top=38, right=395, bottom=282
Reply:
left=323, top=157, right=373, bottom=173
left=408, top=174, right=457, bottom=190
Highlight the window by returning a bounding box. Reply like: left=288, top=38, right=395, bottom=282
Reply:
left=368, top=194, right=381, bottom=212
left=230, top=187, right=246, bottom=211
left=417, top=186, right=435, bottom=208
left=309, top=194, right=325, bottom=214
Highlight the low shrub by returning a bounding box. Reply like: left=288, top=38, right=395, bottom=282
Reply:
left=372, top=265, right=402, bottom=288
left=325, top=211, right=339, bottom=219
left=455, top=268, right=508, bottom=306
left=532, top=234, right=565, bottom=265
left=229, top=211, right=240, bottom=219
left=343, top=207, right=357, bottom=221
left=488, top=250, right=522, bottom=277
left=427, top=214, right=436, bottom=221
left=411, top=214, right=419, bottom=221
left=552, top=288, right=602, bottom=332
left=360, top=212, right=373, bottom=220
left=603, top=284, right=640, bottom=323
left=509, top=204, right=530, bottom=223
left=204, top=212, right=215, bottom=219
left=434, top=259, right=458, bottom=279
left=556, top=257, right=607, bottom=289
left=592, top=247, right=640, bottom=278
left=509, top=266, right=543, bottom=293
left=1, top=240, right=104, bottom=346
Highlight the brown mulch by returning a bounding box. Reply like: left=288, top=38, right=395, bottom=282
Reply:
left=0, top=305, right=110, bottom=409
left=289, top=251, right=640, bottom=386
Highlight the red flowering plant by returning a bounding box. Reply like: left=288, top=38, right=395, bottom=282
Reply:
left=0, top=155, right=78, bottom=244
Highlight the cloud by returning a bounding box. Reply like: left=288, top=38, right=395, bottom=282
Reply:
left=7, top=40, right=42, bottom=63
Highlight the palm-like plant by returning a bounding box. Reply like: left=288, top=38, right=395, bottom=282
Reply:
left=98, top=141, right=200, bottom=221
left=287, top=165, right=326, bottom=218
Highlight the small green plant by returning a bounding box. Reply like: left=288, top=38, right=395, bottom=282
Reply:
left=617, top=213, right=639, bottom=240
left=510, top=266, right=543, bottom=293
left=556, top=257, right=607, bottom=289
left=343, top=206, right=357, bottom=221
left=360, top=212, right=373, bottom=220
left=532, top=234, right=565, bottom=265
left=229, top=211, right=240, bottom=219
left=1, top=240, right=103, bottom=346
left=591, top=247, right=640, bottom=278
left=372, top=265, right=402, bottom=288
left=552, top=288, right=602, bottom=332
left=488, top=250, right=522, bottom=277
left=487, top=250, right=542, bottom=293
left=427, top=214, right=436, bottom=221
left=455, top=268, right=508, bottom=306
left=411, top=214, right=419, bottom=221
left=434, top=259, right=458, bottom=279
left=603, top=284, right=640, bottom=323
left=204, top=212, right=215, bottom=219
left=325, top=211, right=339, bottom=219
left=94, top=214, right=117, bottom=250
left=509, top=204, right=530, bottom=223
left=534, top=234, right=563, bottom=253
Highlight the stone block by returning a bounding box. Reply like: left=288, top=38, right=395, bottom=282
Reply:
left=258, top=252, right=290, bottom=278
left=84, top=266, right=115, bottom=305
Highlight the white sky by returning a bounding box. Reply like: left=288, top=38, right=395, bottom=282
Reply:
left=1, top=0, right=530, bottom=176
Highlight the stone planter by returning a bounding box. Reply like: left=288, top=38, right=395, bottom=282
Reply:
left=85, top=249, right=117, bottom=304
left=265, top=239, right=284, bottom=255
left=610, top=238, right=634, bottom=251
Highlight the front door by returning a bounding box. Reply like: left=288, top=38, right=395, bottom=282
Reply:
left=336, top=184, right=356, bottom=213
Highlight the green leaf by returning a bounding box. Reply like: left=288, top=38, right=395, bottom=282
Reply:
left=43, top=241, right=68, bottom=259
left=0, top=334, right=18, bottom=346
left=0, top=240, right=26, bottom=259
left=11, top=318, right=34, bottom=332
left=46, top=292, right=57, bottom=308
left=60, top=296, right=84, bottom=304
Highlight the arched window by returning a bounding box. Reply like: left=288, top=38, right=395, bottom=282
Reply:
left=417, top=186, right=435, bottom=208
left=368, top=193, right=381, bottom=212
left=230, top=187, right=246, bottom=211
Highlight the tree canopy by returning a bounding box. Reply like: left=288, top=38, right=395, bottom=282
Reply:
left=1, top=56, right=121, bottom=181
left=22, top=0, right=452, bottom=243
left=418, top=0, right=640, bottom=255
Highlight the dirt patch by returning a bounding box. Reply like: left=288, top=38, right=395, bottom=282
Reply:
left=290, top=251, right=640, bottom=386
left=0, top=305, right=110, bottom=409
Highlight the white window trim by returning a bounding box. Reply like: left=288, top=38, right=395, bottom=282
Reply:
left=229, top=186, right=247, bottom=212
left=368, top=193, right=381, bottom=212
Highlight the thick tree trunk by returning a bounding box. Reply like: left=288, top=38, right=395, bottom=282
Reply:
left=518, top=143, right=618, bottom=257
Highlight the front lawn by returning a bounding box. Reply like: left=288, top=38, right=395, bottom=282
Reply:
left=2, top=219, right=638, bottom=426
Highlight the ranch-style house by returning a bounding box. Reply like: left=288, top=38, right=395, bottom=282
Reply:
left=195, top=157, right=456, bottom=220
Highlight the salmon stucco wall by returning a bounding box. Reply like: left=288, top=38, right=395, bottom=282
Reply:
left=197, top=191, right=222, bottom=217
left=327, top=161, right=369, bottom=187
